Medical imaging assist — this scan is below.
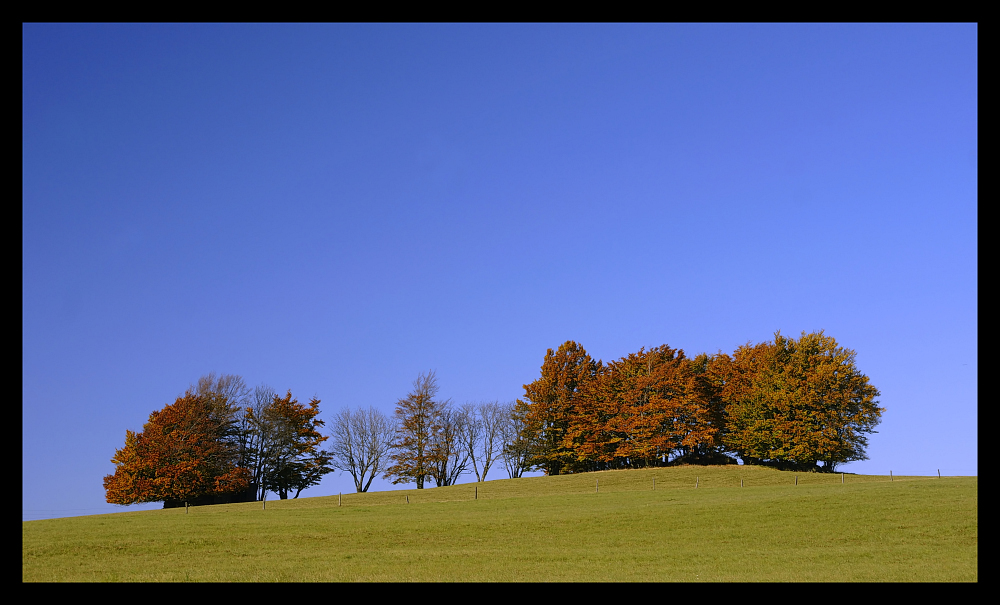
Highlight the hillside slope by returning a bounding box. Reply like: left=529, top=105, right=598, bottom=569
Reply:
left=23, top=467, right=977, bottom=582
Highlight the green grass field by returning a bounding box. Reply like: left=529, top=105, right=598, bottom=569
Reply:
left=22, top=466, right=977, bottom=582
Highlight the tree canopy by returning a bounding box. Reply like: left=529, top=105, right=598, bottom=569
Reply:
left=515, top=341, right=598, bottom=475
left=103, top=393, right=249, bottom=505
left=568, top=345, right=723, bottom=470
left=106, top=331, right=883, bottom=506
left=515, top=332, right=883, bottom=473
left=105, top=377, right=333, bottom=506
left=717, top=331, right=883, bottom=471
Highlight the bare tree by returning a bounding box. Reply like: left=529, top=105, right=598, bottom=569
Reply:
left=463, top=401, right=506, bottom=482
left=329, top=407, right=395, bottom=493
left=191, top=372, right=250, bottom=404
left=460, top=403, right=484, bottom=481
left=500, top=401, right=533, bottom=478
left=189, top=372, right=250, bottom=427
left=430, top=404, right=470, bottom=487
left=241, top=384, right=277, bottom=501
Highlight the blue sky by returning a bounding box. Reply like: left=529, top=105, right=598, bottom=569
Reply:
left=23, top=24, right=977, bottom=521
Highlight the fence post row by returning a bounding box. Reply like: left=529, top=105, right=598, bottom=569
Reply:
left=248, top=466, right=944, bottom=512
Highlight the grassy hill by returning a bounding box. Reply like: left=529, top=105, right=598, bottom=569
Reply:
left=22, top=466, right=977, bottom=582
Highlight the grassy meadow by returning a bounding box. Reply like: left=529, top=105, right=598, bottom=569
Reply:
left=23, top=466, right=977, bottom=582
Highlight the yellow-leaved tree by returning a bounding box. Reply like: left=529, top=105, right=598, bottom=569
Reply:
left=719, top=330, right=883, bottom=472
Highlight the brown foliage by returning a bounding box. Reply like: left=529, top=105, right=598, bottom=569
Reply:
left=103, top=394, right=249, bottom=505
left=384, top=371, right=444, bottom=489
left=568, top=346, right=723, bottom=469
left=516, top=332, right=877, bottom=473
left=517, top=341, right=598, bottom=475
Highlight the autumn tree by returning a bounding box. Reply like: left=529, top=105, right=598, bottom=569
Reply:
left=567, top=345, right=722, bottom=470
left=328, top=406, right=395, bottom=493
left=104, top=393, right=250, bottom=506
left=719, top=331, right=883, bottom=471
left=247, top=391, right=332, bottom=499
left=187, top=373, right=260, bottom=502
left=517, top=341, right=599, bottom=475
left=385, top=371, right=444, bottom=489
left=674, top=352, right=732, bottom=464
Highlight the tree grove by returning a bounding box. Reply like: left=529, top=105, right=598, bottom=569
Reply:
left=104, top=375, right=333, bottom=506
left=515, top=331, right=883, bottom=473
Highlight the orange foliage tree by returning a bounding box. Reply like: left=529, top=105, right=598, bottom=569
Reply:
left=516, top=333, right=878, bottom=473
left=717, top=331, right=884, bottom=471
left=568, top=346, right=725, bottom=470
left=516, top=341, right=599, bottom=475
left=103, top=394, right=249, bottom=505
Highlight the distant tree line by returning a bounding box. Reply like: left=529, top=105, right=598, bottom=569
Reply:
left=104, top=330, right=883, bottom=505
left=330, top=330, right=880, bottom=493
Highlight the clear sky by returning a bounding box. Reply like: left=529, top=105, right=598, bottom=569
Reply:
left=23, top=24, right=977, bottom=521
